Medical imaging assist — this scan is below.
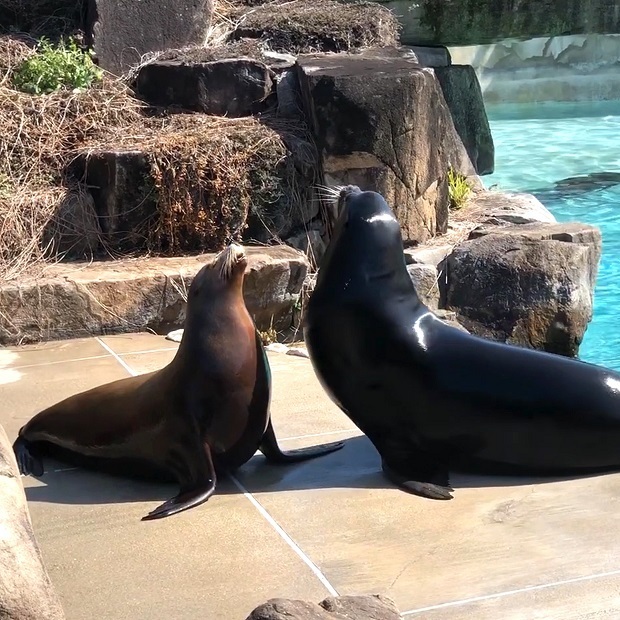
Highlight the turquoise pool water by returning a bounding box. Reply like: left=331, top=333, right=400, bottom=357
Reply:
left=483, top=100, right=620, bottom=370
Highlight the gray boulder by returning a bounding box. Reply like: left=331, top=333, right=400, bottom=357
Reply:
left=296, top=46, right=473, bottom=245
left=0, top=246, right=309, bottom=345
left=0, top=425, right=65, bottom=620
left=408, top=263, right=439, bottom=309
left=404, top=244, right=453, bottom=267
left=441, top=222, right=602, bottom=356
left=468, top=190, right=556, bottom=232
left=286, top=226, right=327, bottom=266
left=435, top=308, right=469, bottom=333
left=85, top=0, right=215, bottom=76
left=246, top=594, right=401, bottom=620
left=134, top=58, right=275, bottom=116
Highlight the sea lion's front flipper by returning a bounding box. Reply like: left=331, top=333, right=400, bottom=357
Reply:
left=141, top=442, right=217, bottom=521
left=259, top=419, right=344, bottom=464
left=12, top=437, right=44, bottom=477
left=381, top=456, right=453, bottom=501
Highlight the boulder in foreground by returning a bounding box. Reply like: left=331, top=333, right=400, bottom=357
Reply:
left=0, top=424, right=65, bottom=620
left=246, top=594, right=401, bottom=619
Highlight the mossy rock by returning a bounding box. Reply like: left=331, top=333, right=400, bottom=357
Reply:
left=228, top=0, right=400, bottom=54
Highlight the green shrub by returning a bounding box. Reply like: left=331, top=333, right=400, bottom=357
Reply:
left=447, top=168, right=472, bottom=210
left=11, top=38, right=103, bottom=95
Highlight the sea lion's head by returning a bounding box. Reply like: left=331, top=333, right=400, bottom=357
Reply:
left=189, top=242, right=248, bottom=301
left=334, top=185, right=402, bottom=244
left=317, top=185, right=407, bottom=286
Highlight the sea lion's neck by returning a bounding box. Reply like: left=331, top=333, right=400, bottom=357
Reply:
left=175, top=291, right=250, bottom=358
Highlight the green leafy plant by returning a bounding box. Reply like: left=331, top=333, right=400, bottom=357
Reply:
left=11, top=37, right=103, bottom=95
left=447, top=168, right=472, bottom=210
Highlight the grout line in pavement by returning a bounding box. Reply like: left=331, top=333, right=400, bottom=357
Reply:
left=119, top=347, right=178, bottom=357
left=11, top=346, right=177, bottom=371
left=96, top=338, right=139, bottom=376
left=400, top=568, right=620, bottom=616
left=99, top=336, right=340, bottom=598
left=13, top=353, right=110, bottom=370
left=229, top=474, right=339, bottom=597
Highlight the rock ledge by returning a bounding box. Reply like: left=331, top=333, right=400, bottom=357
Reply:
left=0, top=246, right=309, bottom=346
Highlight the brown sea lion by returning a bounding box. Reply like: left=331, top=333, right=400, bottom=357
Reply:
left=13, top=243, right=343, bottom=521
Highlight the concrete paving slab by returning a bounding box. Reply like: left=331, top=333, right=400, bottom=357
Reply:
left=3, top=332, right=620, bottom=619
left=401, top=571, right=620, bottom=619
left=23, top=471, right=329, bottom=620
left=2, top=355, right=128, bottom=431
left=266, top=352, right=359, bottom=441
left=121, top=349, right=178, bottom=375
left=4, top=336, right=108, bottom=366
left=239, top=436, right=620, bottom=616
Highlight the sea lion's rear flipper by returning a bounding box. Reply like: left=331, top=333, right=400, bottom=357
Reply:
left=141, top=442, right=218, bottom=521
left=12, top=437, right=44, bottom=477
left=259, top=419, right=344, bottom=463
left=381, top=456, right=453, bottom=501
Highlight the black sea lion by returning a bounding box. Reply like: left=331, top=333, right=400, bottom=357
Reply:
left=14, top=243, right=343, bottom=520
left=303, top=185, right=620, bottom=501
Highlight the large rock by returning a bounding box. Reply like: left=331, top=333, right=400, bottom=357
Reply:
left=246, top=594, right=401, bottom=619
left=435, top=308, right=469, bottom=333
left=407, top=263, right=439, bottom=309
left=85, top=0, right=215, bottom=76
left=296, top=46, right=473, bottom=245
left=468, top=190, right=557, bottom=231
left=441, top=222, right=602, bottom=356
left=434, top=65, right=495, bottom=175
left=229, top=1, right=400, bottom=54
left=0, top=425, right=65, bottom=620
left=0, top=246, right=309, bottom=346
left=134, top=58, right=275, bottom=116
left=404, top=244, right=453, bottom=267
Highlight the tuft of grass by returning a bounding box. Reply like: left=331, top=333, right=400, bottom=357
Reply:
left=11, top=37, right=103, bottom=95
left=447, top=168, right=472, bottom=210
left=258, top=315, right=278, bottom=345
left=259, top=326, right=278, bottom=345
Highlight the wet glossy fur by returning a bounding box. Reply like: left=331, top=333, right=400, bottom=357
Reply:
left=303, top=186, right=620, bottom=500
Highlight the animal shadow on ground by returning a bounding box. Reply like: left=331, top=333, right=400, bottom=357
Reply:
left=23, top=434, right=607, bottom=508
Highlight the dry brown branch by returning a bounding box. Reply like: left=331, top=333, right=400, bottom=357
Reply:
left=0, top=35, right=144, bottom=281
left=79, top=113, right=294, bottom=255
left=226, top=0, right=400, bottom=54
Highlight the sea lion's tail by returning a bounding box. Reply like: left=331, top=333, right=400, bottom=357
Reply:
left=12, top=436, right=44, bottom=477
